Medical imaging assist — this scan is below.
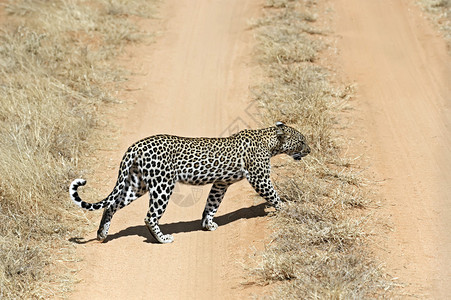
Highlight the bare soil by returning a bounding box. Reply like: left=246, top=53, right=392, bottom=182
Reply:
left=334, top=0, right=451, bottom=298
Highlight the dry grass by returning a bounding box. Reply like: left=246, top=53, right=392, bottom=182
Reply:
left=250, top=1, right=394, bottom=298
left=419, top=0, right=451, bottom=49
left=0, top=0, right=156, bottom=298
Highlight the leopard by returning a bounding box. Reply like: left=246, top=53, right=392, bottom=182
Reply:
left=69, top=122, right=310, bottom=244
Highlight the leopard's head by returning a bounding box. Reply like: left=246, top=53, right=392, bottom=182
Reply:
left=274, top=122, right=310, bottom=160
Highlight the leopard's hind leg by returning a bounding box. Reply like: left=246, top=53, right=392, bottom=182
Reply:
left=97, top=166, right=147, bottom=241
left=97, top=205, right=117, bottom=241
left=201, top=182, right=232, bottom=231
left=144, top=179, right=176, bottom=243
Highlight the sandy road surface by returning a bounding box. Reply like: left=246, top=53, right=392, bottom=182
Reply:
left=70, top=1, right=269, bottom=299
left=335, top=0, right=451, bottom=298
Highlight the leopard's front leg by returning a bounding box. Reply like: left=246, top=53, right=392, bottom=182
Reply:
left=244, top=160, right=282, bottom=210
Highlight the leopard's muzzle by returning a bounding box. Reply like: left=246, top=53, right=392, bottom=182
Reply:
left=292, top=145, right=311, bottom=161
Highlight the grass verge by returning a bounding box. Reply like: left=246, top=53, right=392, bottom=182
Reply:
left=250, top=1, right=394, bottom=298
left=0, top=0, right=156, bottom=297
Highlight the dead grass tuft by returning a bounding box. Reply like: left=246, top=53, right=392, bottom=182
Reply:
left=250, top=1, right=394, bottom=298
left=0, top=0, right=156, bottom=297
left=251, top=6, right=322, bottom=64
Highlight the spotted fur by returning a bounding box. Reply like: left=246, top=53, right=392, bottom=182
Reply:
left=69, top=122, right=310, bottom=243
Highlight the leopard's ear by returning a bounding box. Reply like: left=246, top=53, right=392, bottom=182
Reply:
left=275, top=121, right=285, bottom=136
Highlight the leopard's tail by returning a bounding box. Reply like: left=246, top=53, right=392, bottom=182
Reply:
left=69, top=179, right=109, bottom=211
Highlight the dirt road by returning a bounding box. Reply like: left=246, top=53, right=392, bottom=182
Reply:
left=70, top=0, right=450, bottom=298
left=335, top=0, right=451, bottom=298
left=70, top=1, right=269, bottom=299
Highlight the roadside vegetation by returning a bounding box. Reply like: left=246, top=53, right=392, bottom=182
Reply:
left=0, top=0, right=155, bottom=297
left=250, top=1, right=393, bottom=298
left=419, top=0, right=451, bottom=49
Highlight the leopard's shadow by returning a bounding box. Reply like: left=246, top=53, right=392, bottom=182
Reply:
left=72, top=202, right=268, bottom=244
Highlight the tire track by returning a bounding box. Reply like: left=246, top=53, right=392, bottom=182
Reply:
left=335, top=0, right=451, bottom=297
left=70, top=1, right=269, bottom=299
